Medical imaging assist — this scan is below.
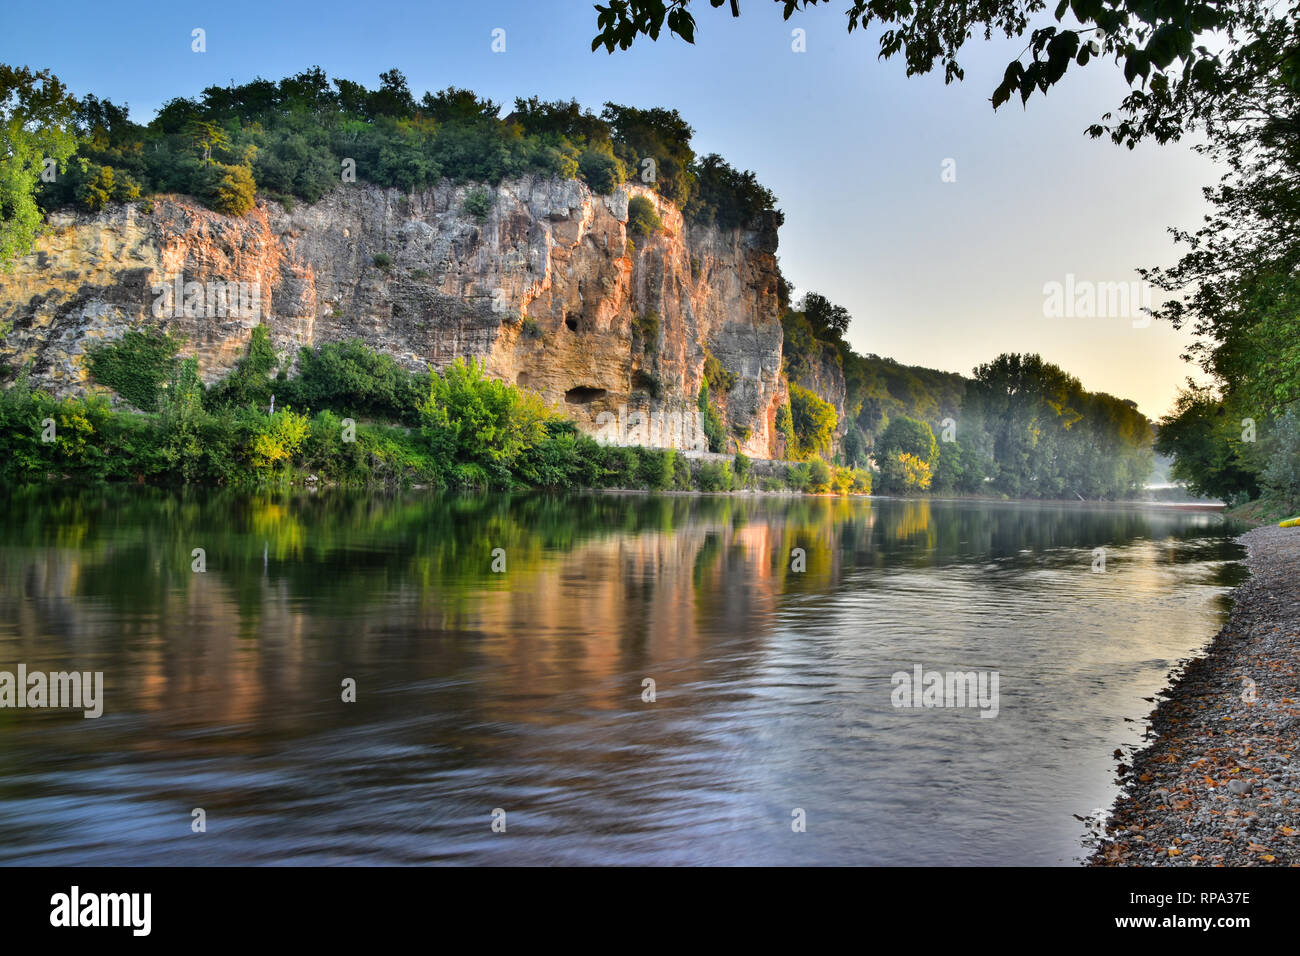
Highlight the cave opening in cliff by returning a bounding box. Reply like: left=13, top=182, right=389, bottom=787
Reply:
left=564, top=314, right=579, bottom=332
left=564, top=386, right=607, bottom=404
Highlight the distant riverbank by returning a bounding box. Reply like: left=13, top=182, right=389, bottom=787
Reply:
left=1090, top=524, right=1300, bottom=866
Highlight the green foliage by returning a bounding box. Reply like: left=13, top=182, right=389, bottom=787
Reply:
left=372, top=253, right=393, bottom=269
left=733, top=451, right=751, bottom=487
left=875, top=417, right=940, bottom=494
left=589, top=0, right=1247, bottom=148
left=202, top=162, right=256, bottom=215
left=876, top=416, right=938, bottom=467
left=967, top=353, right=1152, bottom=499
left=787, top=383, right=837, bottom=460
left=634, top=311, right=660, bottom=354
left=71, top=160, right=141, bottom=212
left=702, top=351, right=736, bottom=392
left=461, top=187, right=492, bottom=222
left=250, top=408, right=310, bottom=473
left=85, top=327, right=182, bottom=411
left=696, top=459, right=733, bottom=491
left=1155, top=385, right=1259, bottom=503
left=27, top=67, right=779, bottom=242
left=626, top=194, right=662, bottom=237
left=601, top=102, right=696, bottom=206
left=776, top=402, right=796, bottom=456
left=0, top=65, right=79, bottom=268
left=158, top=357, right=206, bottom=482
left=688, top=153, right=782, bottom=229
left=698, top=379, right=725, bottom=453
left=578, top=147, right=625, bottom=193
left=1261, top=406, right=1300, bottom=512
left=636, top=447, right=675, bottom=489
left=783, top=461, right=811, bottom=492
left=672, top=451, right=692, bottom=489
left=420, top=357, right=552, bottom=487
left=278, top=337, right=429, bottom=424
left=205, top=325, right=277, bottom=409
left=807, top=456, right=832, bottom=493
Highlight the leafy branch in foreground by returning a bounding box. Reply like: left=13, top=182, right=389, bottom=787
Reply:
left=592, top=0, right=1266, bottom=147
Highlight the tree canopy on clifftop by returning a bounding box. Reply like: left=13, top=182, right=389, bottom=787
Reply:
left=0, top=65, right=782, bottom=270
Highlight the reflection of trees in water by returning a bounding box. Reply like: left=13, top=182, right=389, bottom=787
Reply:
left=0, top=486, right=1245, bottom=764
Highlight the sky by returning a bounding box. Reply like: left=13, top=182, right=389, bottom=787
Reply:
left=0, top=0, right=1220, bottom=418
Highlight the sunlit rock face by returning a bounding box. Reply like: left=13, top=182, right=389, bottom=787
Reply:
left=1, top=178, right=789, bottom=456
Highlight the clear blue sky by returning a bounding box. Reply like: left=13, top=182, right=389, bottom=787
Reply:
left=0, top=0, right=1218, bottom=417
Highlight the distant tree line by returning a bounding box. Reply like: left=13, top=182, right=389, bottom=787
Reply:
left=780, top=293, right=1154, bottom=499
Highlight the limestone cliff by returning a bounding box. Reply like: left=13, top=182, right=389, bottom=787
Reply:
left=0, top=177, right=788, bottom=457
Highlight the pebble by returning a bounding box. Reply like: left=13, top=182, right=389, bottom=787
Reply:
left=1090, top=525, right=1300, bottom=867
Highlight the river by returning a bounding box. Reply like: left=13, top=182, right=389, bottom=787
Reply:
left=0, top=487, right=1246, bottom=865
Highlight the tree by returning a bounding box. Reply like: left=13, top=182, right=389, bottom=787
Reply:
left=875, top=415, right=938, bottom=493
left=591, top=0, right=1261, bottom=147
left=601, top=102, right=696, bottom=205
left=420, top=358, right=552, bottom=486
left=788, top=383, right=837, bottom=459
left=0, top=65, right=79, bottom=268
left=186, top=119, right=231, bottom=164
left=1155, top=384, right=1260, bottom=504
left=799, top=292, right=850, bottom=342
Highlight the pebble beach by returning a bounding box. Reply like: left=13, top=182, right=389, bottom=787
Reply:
left=1091, top=524, right=1300, bottom=866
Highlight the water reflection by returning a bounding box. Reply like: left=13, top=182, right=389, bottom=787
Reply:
left=0, top=487, right=1244, bottom=864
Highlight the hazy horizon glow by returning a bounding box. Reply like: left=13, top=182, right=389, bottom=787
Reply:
left=0, top=0, right=1220, bottom=418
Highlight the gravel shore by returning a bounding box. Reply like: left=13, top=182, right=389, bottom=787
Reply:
left=1090, top=525, right=1300, bottom=866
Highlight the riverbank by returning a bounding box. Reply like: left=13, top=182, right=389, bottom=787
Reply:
left=1089, top=524, right=1300, bottom=866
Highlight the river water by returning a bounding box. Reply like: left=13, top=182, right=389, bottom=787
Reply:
left=0, top=487, right=1246, bottom=865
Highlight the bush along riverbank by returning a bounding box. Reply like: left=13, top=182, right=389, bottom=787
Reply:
left=0, top=330, right=873, bottom=495
left=1090, top=524, right=1300, bottom=866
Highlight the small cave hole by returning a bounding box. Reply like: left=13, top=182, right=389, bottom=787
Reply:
left=564, top=314, right=579, bottom=332
left=564, top=386, right=607, bottom=405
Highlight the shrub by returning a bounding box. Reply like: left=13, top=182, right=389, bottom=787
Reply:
left=698, top=380, right=725, bottom=453
left=703, top=351, right=737, bottom=392
left=881, top=451, right=933, bottom=492
left=249, top=408, right=310, bottom=473
left=462, top=187, right=492, bottom=222
left=578, top=148, right=624, bottom=193
left=203, top=163, right=256, bottom=216
left=672, top=450, right=692, bottom=489
left=372, top=253, right=393, bottom=270
left=205, top=325, right=277, bottom=410
left=776, top=402, right=797, bottom=456
left=634, top=311, right=660, bottom=354
left=277, top=338, right=427, bottom=424
left=420, top=357, right=552, bottom=487
left=807, top=457, right=833, bottom=493
left=85, top=328, right=182, bottom=412
left=733, top=451, right=751, bottom=487
left=788, top=383, right=837, bottom=460
left=875, top=416, right=939, bottom=494
left=157, top=357, right=207, bottom=482
left=626, top=194, right=662, bottom=237
left=784, top=462, right=811, bottom=492
left=601, top=444, right=639, bottom=487
left=697, top=460, right=733, bottom=492
left=636, top=447, right=674, bottom=490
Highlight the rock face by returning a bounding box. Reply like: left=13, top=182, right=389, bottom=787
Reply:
left=0, top=177, right=789, bottom=457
